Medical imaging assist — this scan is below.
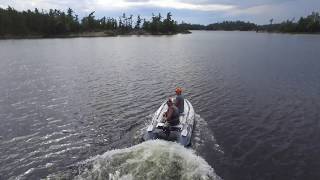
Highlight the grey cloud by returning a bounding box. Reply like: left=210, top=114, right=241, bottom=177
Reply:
left=178, top=0, right=295, bottom=8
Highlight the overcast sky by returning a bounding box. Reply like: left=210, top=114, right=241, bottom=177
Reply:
left=0, top=0, right=319, bottom=24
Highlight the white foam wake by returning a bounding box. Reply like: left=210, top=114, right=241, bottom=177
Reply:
left=192, top=114, right=224, bottom=154
left=75, top=140, right=221, bottom=180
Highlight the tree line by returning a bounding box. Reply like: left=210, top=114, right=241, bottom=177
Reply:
left=258, top=12, right=320, bottom=33
left=1, top=6, right=318, bottom=36
left=207, top=21, right=257, bottom=31
left=179, top=12, right=320, bottom=33
left=179, top=21, right=258, bottom=31
left=0, top=6, right=183, bottom=36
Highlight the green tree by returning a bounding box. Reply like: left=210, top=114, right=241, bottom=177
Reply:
left=81, top=11, right=96, bottom=31
left=135, top=15, right=142, bottom=29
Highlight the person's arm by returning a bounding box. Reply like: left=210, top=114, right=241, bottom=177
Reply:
left=175, top=97, right=180, bottom=107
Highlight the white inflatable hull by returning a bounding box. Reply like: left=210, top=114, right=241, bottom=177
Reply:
left=143, top=99, right=195, bottom=146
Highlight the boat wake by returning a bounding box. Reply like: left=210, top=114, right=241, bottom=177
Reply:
left=192, top=114, right=224, bottom=154
left=47, top=112, right=223, bottom=180
left=49, top=140, right=220, bottom=180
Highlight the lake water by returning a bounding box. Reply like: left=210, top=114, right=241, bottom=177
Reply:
left=0, top=31, right=320, bottom=180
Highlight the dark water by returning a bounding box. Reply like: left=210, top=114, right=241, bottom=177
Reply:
left=0, top=31, right=320, bottom=180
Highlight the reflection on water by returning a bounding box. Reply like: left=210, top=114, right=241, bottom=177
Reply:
left=0, top=31, right=320, bottom=179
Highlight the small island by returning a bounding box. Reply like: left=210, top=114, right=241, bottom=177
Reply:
left=0, top=7, right=190, bottom=39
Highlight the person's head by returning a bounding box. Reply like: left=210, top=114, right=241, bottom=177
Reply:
left=175, top=87, right=182, bottom=95
left=166, top=98, right=173, bottom=107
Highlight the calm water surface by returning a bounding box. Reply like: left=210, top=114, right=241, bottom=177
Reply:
left=0, top=31, right=320, bottom=180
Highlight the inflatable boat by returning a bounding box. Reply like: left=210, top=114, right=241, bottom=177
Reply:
left=143, top=99, right=195, bottom=146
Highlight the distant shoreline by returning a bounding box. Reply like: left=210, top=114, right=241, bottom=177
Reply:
left=0, top=30, right=192, bottom=40
left=255, top=30, right=320, bottom=35
left=192, top=29, right=320, bottom=35
left=2, top=30, right=320, bottom=40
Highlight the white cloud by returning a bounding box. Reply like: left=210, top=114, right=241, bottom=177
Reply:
left=103, top=0, right=235, bottom=11
left=0, top=0, right=67, bottom=11
left=149, top=0, right=235, bottom=11
left=0, top=0, right=235, bottom=12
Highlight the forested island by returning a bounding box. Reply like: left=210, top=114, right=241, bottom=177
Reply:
left=0, top=6, right=319, bottom=39
left=181, top=12, right=320, bottom=34
left=0, top=7, right=189, bottom=39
